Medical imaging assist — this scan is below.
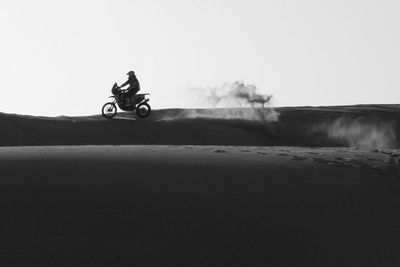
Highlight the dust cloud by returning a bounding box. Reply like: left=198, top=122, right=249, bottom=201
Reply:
left=187, top=81, right=279, bottom=123
left=317, top=117, right=397, bottom=149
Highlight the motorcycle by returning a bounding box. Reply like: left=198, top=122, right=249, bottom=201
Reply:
left=102, top=83, right=151, bottom=119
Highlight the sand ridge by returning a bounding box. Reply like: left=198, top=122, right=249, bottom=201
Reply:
left=1, top=105, right=400, bottom=265
left=1, top=105, right=399, bottom=148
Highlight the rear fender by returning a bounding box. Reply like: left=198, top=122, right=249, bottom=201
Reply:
left=139, top=99, right=149, bottom=105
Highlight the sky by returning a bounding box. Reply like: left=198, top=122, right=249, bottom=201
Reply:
left=0, top=0, right=399, bottom=116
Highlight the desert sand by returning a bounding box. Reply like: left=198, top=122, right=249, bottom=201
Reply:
left=0, top=105, right=399, bottom=266
left=1, top=105, right=399, bottom=148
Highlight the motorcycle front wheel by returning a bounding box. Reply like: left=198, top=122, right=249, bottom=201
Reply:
left=102, top=102, right=117, bottom=119
left=136, top=102, right=151, bottom=118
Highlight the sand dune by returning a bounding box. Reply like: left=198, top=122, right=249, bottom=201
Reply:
left=1, top=105, right=399, bottom=148
left=0, top=145, right=399, bottom=266
left=0, top=105, right=400, bottom=266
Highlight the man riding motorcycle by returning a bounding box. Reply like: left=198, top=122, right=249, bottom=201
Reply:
left=119, top=70, right=140, bottom=106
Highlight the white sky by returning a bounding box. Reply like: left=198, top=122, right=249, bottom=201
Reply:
left=0, top=0, right=399, bottom=116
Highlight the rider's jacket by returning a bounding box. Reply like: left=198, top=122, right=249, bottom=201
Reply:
left=121, top=75, right=140, bottom=96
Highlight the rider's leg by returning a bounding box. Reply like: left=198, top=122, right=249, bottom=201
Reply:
left=126, top=88, right=135, bottom=106
left=130, top=96, right=136, bottom=106
left=122, top=93, right=130, bottom=106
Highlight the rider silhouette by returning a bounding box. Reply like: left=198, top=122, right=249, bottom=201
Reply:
left=119, top=70, right=140, bottom=105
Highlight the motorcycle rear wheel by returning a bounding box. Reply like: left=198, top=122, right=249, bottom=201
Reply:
left=102, top=102, right=117, bottom=119
left=136, top=103, right=151, bottom=118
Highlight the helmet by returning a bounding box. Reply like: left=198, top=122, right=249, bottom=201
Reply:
left=127, top=70, right=135, bottom=76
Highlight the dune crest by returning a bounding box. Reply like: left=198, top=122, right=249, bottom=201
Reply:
left=0, top=105, right=399, bottom=148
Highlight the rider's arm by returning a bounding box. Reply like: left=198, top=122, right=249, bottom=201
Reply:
left=120, top=80, right=129, bottom=88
